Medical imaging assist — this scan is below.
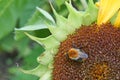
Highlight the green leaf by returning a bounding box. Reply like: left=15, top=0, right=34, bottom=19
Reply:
left=9, top=68, right=39, bottom=80
left=36, top=7, right=55, bottom=24
left=0, top=33, right=31, bottom=56
left=0, top=0, right=16, bottom=39
left=25, top=33, right=60, bottom=50
left=20, top=64, right=48, bottom=77
left=15, top=24, right=48, bottom=40
left=13, top=0, right=47, bottom=27
left=15, top=8, right=54, bottom=40
left=15, top=38, right=31, bottom=57
left=27, top=10, right=52, bottom=25
left=22, top=44, right=44, bottom=69
left=0, top=0, right=45, bottom=40
left=9, top=44, right=44, bottom=80
left=0, top=33, right=16, bottom=52
left=15, top=25, right=47, bottom=31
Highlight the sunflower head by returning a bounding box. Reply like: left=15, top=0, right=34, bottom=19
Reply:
left=19, top=0, right=120, bottom=80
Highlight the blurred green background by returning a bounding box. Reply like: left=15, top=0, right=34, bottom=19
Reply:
left=0, top=0, right=97, bottom=80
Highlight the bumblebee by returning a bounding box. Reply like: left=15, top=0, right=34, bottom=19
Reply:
left=65, top=48, right=88, bottom=62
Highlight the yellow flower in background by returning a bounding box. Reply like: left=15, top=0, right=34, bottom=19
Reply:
left=21, top=0, right=120, bottom=80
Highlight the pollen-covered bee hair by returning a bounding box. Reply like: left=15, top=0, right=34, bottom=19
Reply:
left=65, top=47, right=88, bottom=62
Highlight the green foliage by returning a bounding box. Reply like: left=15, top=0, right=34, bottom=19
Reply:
left=9, top=68, right=39, bottom=80
left=0, top=0, right=50, bottom=80
left=15, top=8, right=53, bottom=40
left=0, top=0, right=44, bottom=40
left=22, top=44, right=44, bottom=69
left=0, top=0, right=15, bottom=40
left=9, top=44, right=44, bottom=80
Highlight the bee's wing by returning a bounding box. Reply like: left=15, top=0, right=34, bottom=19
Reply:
left=79, top=51, right=88, bottom=59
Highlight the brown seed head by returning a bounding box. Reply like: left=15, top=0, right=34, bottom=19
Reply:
left=53, top=23, right=120, bottom=80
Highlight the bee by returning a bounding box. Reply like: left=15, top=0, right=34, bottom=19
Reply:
left=65, top=48, right=88, bottom=62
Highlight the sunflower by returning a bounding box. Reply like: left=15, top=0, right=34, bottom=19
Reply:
left=21, top=0, right=120, bottom=80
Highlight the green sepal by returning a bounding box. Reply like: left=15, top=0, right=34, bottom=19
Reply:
left=37, top=47, right=58, bottom=65
left=51, top=48, right=59, bottom=55
left=48, top=61, right=54, bottom=69
left=82, top=0, right=98, bottom=25
left=37, top=51, right=54, bottom=65
left=39, top=70, right=52, bottom=80
left=25, top=32, right=60, bottom=50
left=20, top=64, right=48, bottom=77
left=50, top=4, right=72, bottom=41
left=49, top=6, right=69, bottom=41
left=82, top=13, right=92, bottom=25
left=51, top=5, right=77, bottom=35
left=48, top=25, right=68, bottom=41
left=65, top=1, right=83, bottom=29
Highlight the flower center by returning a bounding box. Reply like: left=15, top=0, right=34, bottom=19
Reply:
left=53, top=23, right=120, bottom=80
left=89, top=61, right=110, bottom=80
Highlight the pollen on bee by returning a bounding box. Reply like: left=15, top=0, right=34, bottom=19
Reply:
left=67, top=48, right=79, bottom=59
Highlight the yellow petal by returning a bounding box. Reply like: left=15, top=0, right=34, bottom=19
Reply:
left=97, top=0, right=120, bottom=25
left=114, top=10, right=120, bottom=28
